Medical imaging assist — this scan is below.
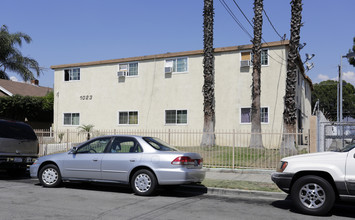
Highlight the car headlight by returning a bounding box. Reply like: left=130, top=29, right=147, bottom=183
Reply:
left=276, top=161, right=288, bottom=172
left=32, top=159, right=38, bottom=165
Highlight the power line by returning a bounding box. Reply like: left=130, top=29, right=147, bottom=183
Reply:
left=263, top=9, right=285, bottom=40
left=218, top=0, right=253, bottom=40
left=231, top=0, right=253, bottom=28
left=218, top=0, right=286, bottom=65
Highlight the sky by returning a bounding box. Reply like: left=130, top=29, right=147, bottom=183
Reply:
left=1, top=0, right=355, bottom=88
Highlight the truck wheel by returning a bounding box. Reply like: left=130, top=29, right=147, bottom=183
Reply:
left=39, top=164, right=62, bottom=187
left=291, top=175, right=335, bottom=215
left=131, top=169, right=157, bottom=196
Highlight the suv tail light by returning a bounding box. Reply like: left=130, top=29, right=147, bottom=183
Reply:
left=171, top=156, right=202, bottom=165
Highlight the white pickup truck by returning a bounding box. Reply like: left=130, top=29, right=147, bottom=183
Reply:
left=272, top=143, right=355, bottom=215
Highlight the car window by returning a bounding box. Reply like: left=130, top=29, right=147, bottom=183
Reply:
left=108, top=137, right=142, bottom=153
left=0, top=121, right=37, bottom=140
left=77, top=137, right=111, bottom=154
left=143, top=137, right=177, bottom=151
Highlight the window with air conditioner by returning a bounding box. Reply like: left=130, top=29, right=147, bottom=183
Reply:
left=240, top=49, right=269, bottom=67
left=118, top=62, right=138, bottom=77
left=165, top=57, right=188, bottom=73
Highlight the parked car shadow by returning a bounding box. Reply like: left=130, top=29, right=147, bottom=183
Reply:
left=271, top=195, right=355, bottom=217
left=34, top=181, right=207, bottom=198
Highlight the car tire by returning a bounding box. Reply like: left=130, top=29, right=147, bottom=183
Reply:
left=291, top=175, right=335, bottom=216
left=39, top=164, right=62, bottom=188
left=131, top=169, right=157, bottom=196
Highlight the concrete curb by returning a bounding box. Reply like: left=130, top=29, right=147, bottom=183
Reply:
left=179, top=185, right=287, bottom=200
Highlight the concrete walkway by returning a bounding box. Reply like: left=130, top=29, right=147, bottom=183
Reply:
left=205, top=168, right=273, bottom=183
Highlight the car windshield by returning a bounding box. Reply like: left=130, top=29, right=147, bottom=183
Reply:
left=143, top=137, right=178, bottom=151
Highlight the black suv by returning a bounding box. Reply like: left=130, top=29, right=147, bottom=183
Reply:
left=0, top=120, right=39, bottom=174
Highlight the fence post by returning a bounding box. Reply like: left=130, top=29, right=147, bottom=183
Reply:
left=168, top=129, right=171, bottom=145
left=232, top=129, right=235, bottom=170
left=66, top=129, right=69, bottom=151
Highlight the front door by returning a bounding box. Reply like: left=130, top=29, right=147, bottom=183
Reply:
left=61, top=137, right=112, bottom=180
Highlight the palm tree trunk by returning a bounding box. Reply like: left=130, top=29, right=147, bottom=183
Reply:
left=250, top=0, right=264, bottom=149
left=201, top=0, right=216, bottom=147
left=281, top=0, right=303, bottom=155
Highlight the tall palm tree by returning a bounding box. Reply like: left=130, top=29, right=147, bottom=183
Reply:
left=281, top=0, right=303, bottom=155
left=201, top=0, right=216, bottom=147
left=250, top=0, right=264, bottom=149
left=0, top=25, right=41, bottom=81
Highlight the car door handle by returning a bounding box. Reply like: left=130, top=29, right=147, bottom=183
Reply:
left=93, top=159, right=98, bottom=162
left=130, top=159, right=135, bottom=162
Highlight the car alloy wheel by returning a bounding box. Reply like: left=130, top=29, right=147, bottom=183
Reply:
left=291, top=175, right=335, bottom=215
left=299, top=183, right=325, bottom=209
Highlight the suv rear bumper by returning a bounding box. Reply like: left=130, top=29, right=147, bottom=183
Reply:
left=271, top=172, right=294, bottom=193
left=0, top=156, right=37, bottom=170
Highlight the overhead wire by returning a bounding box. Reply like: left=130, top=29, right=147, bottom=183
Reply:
left=222, top=0, right=287, bottom=64
left=218, top=0, right=253, bottom=40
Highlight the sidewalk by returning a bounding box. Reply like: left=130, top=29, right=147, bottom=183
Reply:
left=180, top=168, right=288, bottom=200
left=204, top=168, right=273, bottom=183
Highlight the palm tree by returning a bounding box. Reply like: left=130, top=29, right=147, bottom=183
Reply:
left=250, top=0, right=264, bottom=149
left=78, top=124, right=95, bottom=140
left=201, top=0, right=216, bottom=147
left=281, top=0, right=303, bottom=155
left=0, top=25, right=41, bottom=81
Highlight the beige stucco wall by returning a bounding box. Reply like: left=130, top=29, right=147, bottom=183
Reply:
left=53, top=45, right=311, bottom=136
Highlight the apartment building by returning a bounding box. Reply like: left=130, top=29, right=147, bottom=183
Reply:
left=51, top=40, right=312, bottom=135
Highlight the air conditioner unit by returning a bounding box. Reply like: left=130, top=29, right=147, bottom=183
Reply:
left=165, top=67, right=173, bottom=74
left=117, top=71, right=127, bottom=77
left=240, top=60, right=250, bottom=67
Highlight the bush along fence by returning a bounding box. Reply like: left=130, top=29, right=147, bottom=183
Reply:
left=34, top=129, right=310, bottom=170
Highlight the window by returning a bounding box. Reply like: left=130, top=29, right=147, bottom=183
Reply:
left=165, top=57, right=188, bottom=73
left=108, top=137, right=142, bottom=153
left=240, top=107, right=268, bottom=124
left=260, top=49, right=268, bottom=65
left=244, top=49, right=269, bottom=66
left=64, top=68, right=80, bottom=81
left=63, top=113, right=80, bottom=125
left=77, top=137, right=111, bottom=154
left=118, top=62, right=138, bottom=76
left=118, top=111, right=138, bottom=125
left=165, top=110, right=187, bottom=125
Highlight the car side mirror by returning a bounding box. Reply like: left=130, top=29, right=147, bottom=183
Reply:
left=70, top=147, right=78, bottom=154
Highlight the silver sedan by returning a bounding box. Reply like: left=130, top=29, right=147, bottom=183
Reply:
left=30, top=135, right=205, bottom=196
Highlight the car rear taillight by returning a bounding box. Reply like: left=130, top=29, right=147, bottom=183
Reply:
left=171, top=156, right=202, bottom=165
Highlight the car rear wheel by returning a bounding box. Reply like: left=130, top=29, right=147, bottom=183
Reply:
left=291, top=175, right=335, bottom=215
left=39, top=164, right=62, bottom=187
left=131, top=169, right=157, bottom=196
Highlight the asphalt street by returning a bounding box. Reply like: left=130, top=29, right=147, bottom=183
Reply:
left=0, top=172, right=355, bottom=220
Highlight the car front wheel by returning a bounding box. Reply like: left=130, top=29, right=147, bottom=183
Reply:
left=39, top=164, right=62, bottom=187
left=131, top=169, right=157, bottom=196
left=291, top=175, right=335, bottom=215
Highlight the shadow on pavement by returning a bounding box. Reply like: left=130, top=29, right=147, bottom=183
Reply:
left=35, top=181, right=208, bottom=198
left=0, top=169, right=31, bottom=180
left=271, top=195, right=355, bottom=218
